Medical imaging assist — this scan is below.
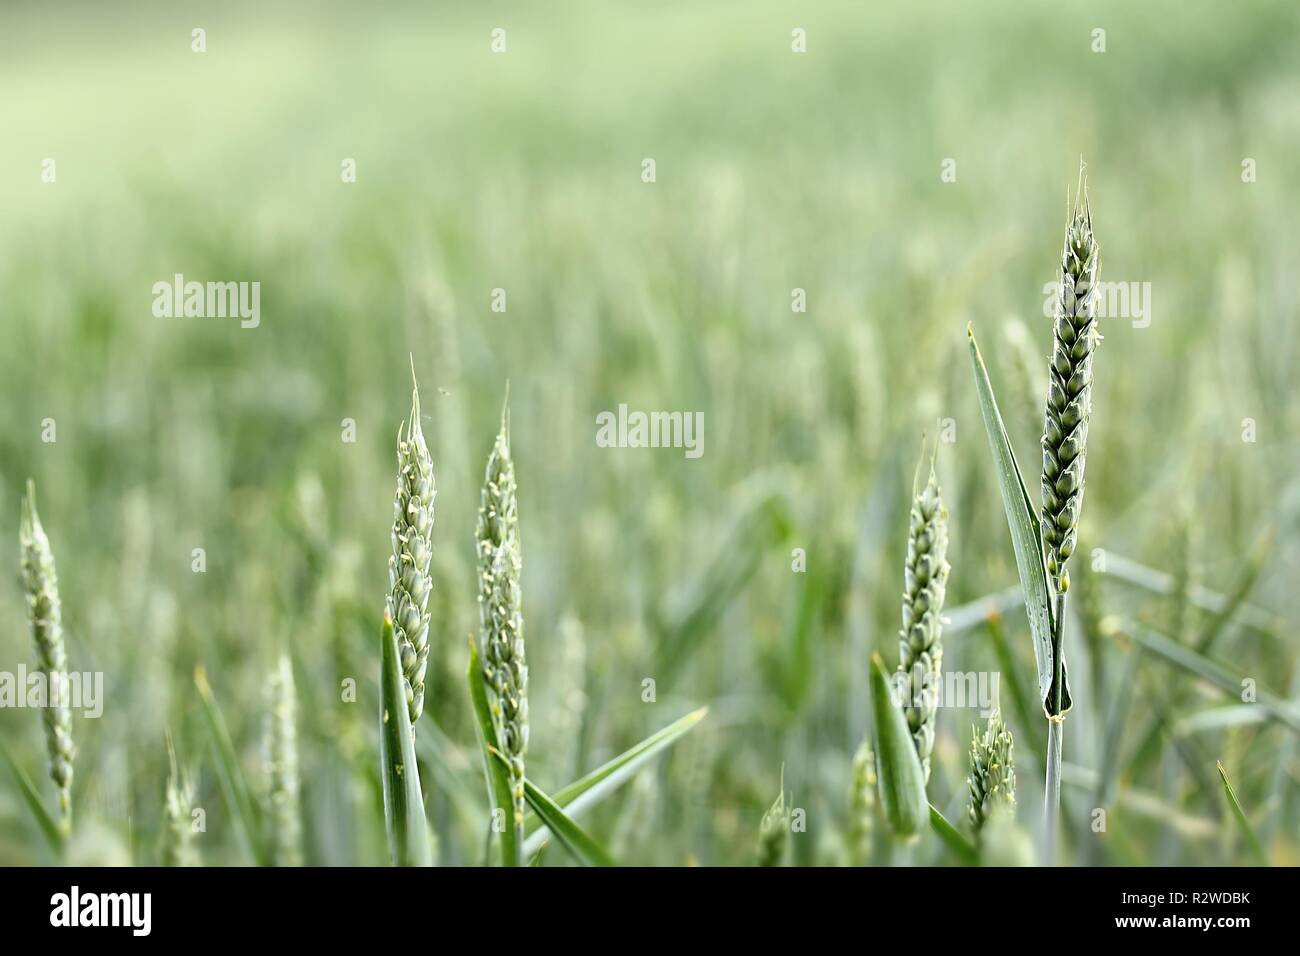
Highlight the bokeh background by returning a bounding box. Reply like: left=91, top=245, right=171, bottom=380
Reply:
left=1, top=0, right=1297, bottom=865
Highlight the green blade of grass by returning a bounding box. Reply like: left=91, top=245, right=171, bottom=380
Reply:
left=967, top=326, right=1070, bottom=717
left=984, top=613, right=1038, bottom=746
left=521, top=706, right=707, bottom=855
left=379, top=612, right=432, bottom=867
left=194, top=666, right=266, bottom=865
left=466, top=640, right=521, bottom=866
left=1127, top=623, right=1300, bottom=734
left=488, top=746, right=616, bottom=867
left=869, top=653, right=928, bottom=839
left=517, top=772, right=616, bottom=867
left=0, top=735, right=65, bottom=857
left=928, top=803, right=978, bottom=866
left=1216, top=761, right=1267, bottom=866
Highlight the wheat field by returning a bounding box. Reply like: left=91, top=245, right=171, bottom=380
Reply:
left=1, top=0, right=1298, bottom=867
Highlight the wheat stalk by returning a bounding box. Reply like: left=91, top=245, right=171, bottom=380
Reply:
left=19, top=479, right=74, bottom=834
left=897, top=457, right=950, bottom=783
left=265, top=652, right=302, bottom=866
left=846, top=739, right=876, bottom=866
left=967, top=709, right=1016, bottom=834
left=477, top=394, right=528, bottom=839
left=1040, top=162, right=1100, bottom=864
left=388, top=370, right=435, bottom=728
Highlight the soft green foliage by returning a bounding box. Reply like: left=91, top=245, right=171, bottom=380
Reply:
left=1, top=0, right=1296, bottom=867
left=967, top=710, right=1016, bottom=835
left=18, top=481, right=73, bottom=835
left=476, top=402, right=528, bottom=834
left=1040, top=177, right=1100, bottom=596
left=388, top=378, right=435, bottom=728
left=897, top=462, right=950, bottom=782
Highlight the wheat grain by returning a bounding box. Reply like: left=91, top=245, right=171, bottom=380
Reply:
left=265, top=653, right=302, bottom=866
left=846, top=739, right=876, bottom=866
left=19, top=479, right=74, bottom=834
left=967, top=709, right=1016, bottom=834
left=477, top=396, right=527, bottom=832
left=897, top=460, right=950, bottom=783
left=160, top=735, right=198, bottom=867
left=1041, top=170, right=1100, bottom=595
left=388, top=371, right=435, bottom=728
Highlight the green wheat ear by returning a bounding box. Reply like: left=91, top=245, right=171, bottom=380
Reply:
left=897, top=450, right=950, bottom=783
left=477, top=390, right=527, bottom=831
left=160, top=733, right=198, bottom=867
left=1041, top=168, right=1101, bottom=595
left=846, top=740, right=876, bottom=866
left=19, top=479, right=74, bottom=835
left=967, top=708, right=1016, bottom=834
left=388, top=366, right=436, bottom=728
left=266, top=653, right=302, bottom=866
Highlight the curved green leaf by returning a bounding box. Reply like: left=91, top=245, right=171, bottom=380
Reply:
left=0, top=736, right=65, bottom=857
left=1216, top=762, right=1267, bottom=866
left=466, top=641, right=521, bottom=866
left=195, top=666, right=266, bottom=865
left=379, top=613, right=432, bottom=867
left=517, top=773, right=616, bottom=867
left=521, top=706, right=707, bottom=855
left=928, top=804, right=978, bottom=866
left=870, top=654, right=928, bottom=839
left=968, top=326, right=1071, bottom=717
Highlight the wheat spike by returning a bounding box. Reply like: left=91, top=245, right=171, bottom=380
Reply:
left=897, top=457, right=950, bottom=783
left=846, top=739, right=876, bottom=866
left=477, top=393, right=528, bottom=829
left=967, top=708, right=1016, bottom=834
left=388, top=369, right=436, bottom=727
left=19, top=479, right=74, bottom=833
left=266, top=653, right=302, bottom=866
left=1041, top=167, right=1100, bottom=594
left=160, top=735, right=198, bottom=867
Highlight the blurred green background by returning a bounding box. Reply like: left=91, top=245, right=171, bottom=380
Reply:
left=1, top=0, right=1297, bottom=865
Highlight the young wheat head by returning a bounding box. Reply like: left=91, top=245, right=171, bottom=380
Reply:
left=19, top=479, right=74, bottom=832
left=846, top=739, right=876, bottom=866
left=897, top=460, right=950, bottom=783
left=967, top=708, right=1016, bottom=834
left=265, top=652, right=302, bottom=867
left=388, top=373, right=435, bottom=728
left=160, top=735, right=198, bottom=867
left=477, top=396, right=528, bottom=829
left=1041, top=168, right=1100, bottom=594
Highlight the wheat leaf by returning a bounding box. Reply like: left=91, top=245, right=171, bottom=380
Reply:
left=379, top=612, right=432, bottom=867
left=967, top=326, right=1071, bottom=717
